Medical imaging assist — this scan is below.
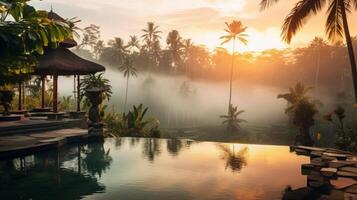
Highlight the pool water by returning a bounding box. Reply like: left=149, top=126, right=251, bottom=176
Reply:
left=0, top=137, right=312, bottom=200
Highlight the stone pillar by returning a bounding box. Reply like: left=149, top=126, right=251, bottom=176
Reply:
left=18, top=81, right=22, bottom=111
left=41, top=75, right=46, bottom=109
left=53, top=75, right=58, bottom=113
left=77, top=75, right=81, bottom=112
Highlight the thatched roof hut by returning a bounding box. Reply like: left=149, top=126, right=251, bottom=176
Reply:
left=30, top=11, right=106, bottom=113
left=35, top=47, right=105, bottom=76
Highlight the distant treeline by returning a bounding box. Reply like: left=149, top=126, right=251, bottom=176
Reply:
left=73, top=24, right=355, bottom=99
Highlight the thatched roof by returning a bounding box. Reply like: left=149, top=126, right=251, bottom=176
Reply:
left=34, top=47, right=105, bottom=75
left=48, top=11, right=77, bottom=48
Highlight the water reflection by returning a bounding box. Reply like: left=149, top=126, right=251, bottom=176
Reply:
left=142, top=138, right=161, bottom=162
left=129, top=137, right=141, bottom=147
left=0, top=138, right=314, bottom=200
left=0, top=145, right=106, bottom=200
left=166, top=139, right=183, bottom=156
left=218, top=144, right=248, bottom=173
left=83, top=141, right=113, bottom=178
left=114, top=137, right=125, bottom=149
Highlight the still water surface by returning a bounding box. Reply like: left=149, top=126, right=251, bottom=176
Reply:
left=0, top=138, right=309, bottom=200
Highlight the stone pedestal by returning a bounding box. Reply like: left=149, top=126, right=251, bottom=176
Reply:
left=85, top=88, right=105, bottom=138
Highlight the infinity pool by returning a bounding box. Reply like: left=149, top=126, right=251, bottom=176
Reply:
left=0, top=137, right=311, bottom=200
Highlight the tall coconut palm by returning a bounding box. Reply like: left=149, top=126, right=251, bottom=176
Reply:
left=127, top=35, right=140, bottom=53
left=260, top=0, right=357, bottom=102
left=141, top=22, right=162, bottom=69
left=166, top=30, right=183, bottom=69
left=108, top=37, right=129, bottom=65
left=220, top=21, right=248, bottom=113
left=182, top=39, right=194, bottom=75
left=119, top=57, right=137, bottom=111
left=141, top=22, right=161, bottom=52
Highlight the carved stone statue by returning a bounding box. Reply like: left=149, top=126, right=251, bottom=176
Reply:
left=85, top=87, right=105, bottom=138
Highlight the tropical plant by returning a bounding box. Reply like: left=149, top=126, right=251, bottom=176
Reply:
left=80, top=73, right=112, bottom=106
left=127, top=35, right=140, bottom=53
left=182, top=39, right=194, bottom=75
left=0, top=85, right=14, bottom=115
left=0, top=0, right=73, bottom=84
left=220, top=104, right=247, bottom=133
left=166, top=30, right=183, bottom=69
left=141, top=22, right=161, bottom=52
left=104, top=104, right=160, bottom=138
left=93, top=40, right=105, bottom=60
left=324, top=106, right=357, bottom=152
left=220, top=20, right=248, bottom=113
left=78, top=24, right=100, bottom=50
left=141, top=22, right=162, bottom=68
left=278, top=82, right=318, bottom=146
left=59, top=96, right=74, bottom=111
left=260, top=0, right=357, bottom=102
left=119, top=57, right=137, bottom=111
left=108, top=37, right=129, bottom=65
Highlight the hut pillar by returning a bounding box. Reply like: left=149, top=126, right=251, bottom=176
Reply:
left=18, top=81, right=22, bottom=111
left=41, top=75, right=46, bottom=108
left=22, top=82, right=25, bottom=109
left=77, top=75, right=81, bottom=112
left=53, top=75, right=58, bottom=113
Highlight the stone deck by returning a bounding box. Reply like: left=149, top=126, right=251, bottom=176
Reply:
left=0, top=128, right=88, bottom=159
left=292, top=145, right=357, bottom=198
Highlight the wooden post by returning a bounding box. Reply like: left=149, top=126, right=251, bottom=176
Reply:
left=53, top=75, right=58, bottom=113
left=77, top=75, right=81, bottom=112
left=41, top=75, right=46, bottom=108
left=18, top=81, right=22, bottom=111
left=22, top=82, right=25, bottom=109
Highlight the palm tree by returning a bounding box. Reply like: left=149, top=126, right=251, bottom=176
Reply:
left=93, top=40, right=105, bottom=60
left=166, top=30, right=183, bottom=69
left=278, top=82, right=318, bottom=146
left=127, top=35, right=140, bottom=53
left=141, top=22, right=162, bottom=69
left=220, top=104, right=247, bottom=133
left=119, top=57, right=137, bottom=111
left=141, top=22, right=162, bottom=52
left=260, top=0, right=357, bottom=103
left=220, top=21, right=248, bottom=113
left=108, top=37, right=129, bottom=65
left=182, top=39, right=194, bottom=75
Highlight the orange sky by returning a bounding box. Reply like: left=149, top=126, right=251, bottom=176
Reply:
left=31, top=0, right=357, bottom=52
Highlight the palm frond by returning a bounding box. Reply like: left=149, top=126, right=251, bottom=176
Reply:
left=325, top=0, right=343, bottom=42
left=260, top=0, right=280, bottom=10
left=282, top=0, right=326, bottom=43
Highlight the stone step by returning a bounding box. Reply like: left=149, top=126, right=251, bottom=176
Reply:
left=320, top=168, right=337, bottom=177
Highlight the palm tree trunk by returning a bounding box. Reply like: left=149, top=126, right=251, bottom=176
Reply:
left=340, top=1, right=357, bottom=102
left=228, top=38, right=236, bottom=113
left=299, top=126, right=313, bottom=146
left=314, top=49, right=321, bottom=94
left=124, top=75, right=129, bottom=112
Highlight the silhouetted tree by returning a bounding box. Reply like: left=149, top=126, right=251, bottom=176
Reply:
left=260, top=0, right=357, bottom=102
left=278, top=83, right=318, bottom=146
left=166, top=30, right=183, bottom=70
left=119, top=57, right=137, bottom=111
left=220, top=20, right=248, bottom=113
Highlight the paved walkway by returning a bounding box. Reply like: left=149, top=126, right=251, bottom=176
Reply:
left=0, top=128, right=88, bottom=159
